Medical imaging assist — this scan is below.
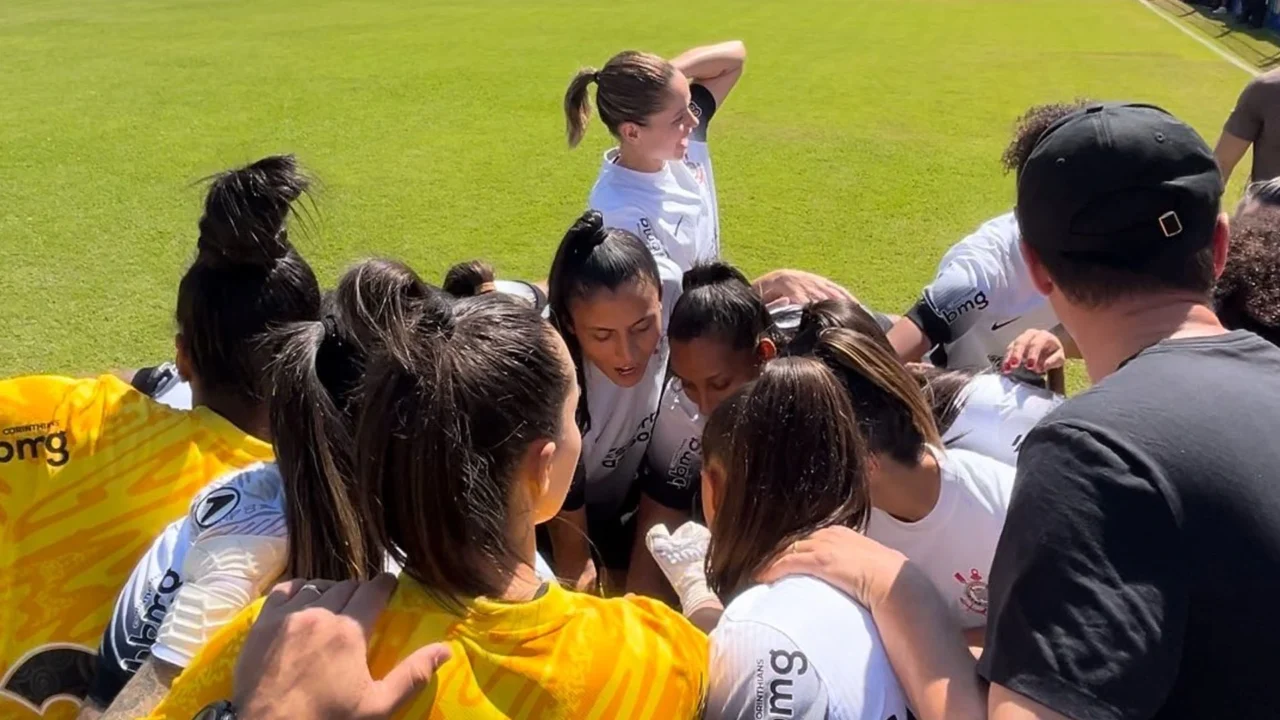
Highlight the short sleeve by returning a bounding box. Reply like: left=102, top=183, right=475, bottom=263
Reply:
left=906, top=249, right=1008, bottom=346
left=978, top=421, right=1187, bottom=720
left=690, top=83, right=718, bottom=142
left=707, top=621, right=829, bottom=720
left=639, top=453, right=699, bottom=512
left=1224, top=76, right=1267, bottom=142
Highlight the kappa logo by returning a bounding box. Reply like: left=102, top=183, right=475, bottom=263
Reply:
left=194, top=487, right=241, bottom=529
left=954, top=568, right=988, bottom=615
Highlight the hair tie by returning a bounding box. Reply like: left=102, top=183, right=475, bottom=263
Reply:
left=321, top=314, right=340, bottom=341
left=592, top=70, right=601, bottom=83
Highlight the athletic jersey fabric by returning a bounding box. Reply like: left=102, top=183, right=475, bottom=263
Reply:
left=866, top=447, right=1014, bottom=629
left=643, top=378, right=704, bottom=511
left=942, top=373, right=1064, bottom=466
left=590, top=84, right=720, bottom=273
left=129, top=364, right=192, bottom=411
left=0, top=375, right=272, bottom=720
left=707, top=575, right=909, bottom=720
left=905, top=212, right=1059, bottom=369
left=149, top=576, right=709, bottom=720
left=93, top=462, right=560, bottom=704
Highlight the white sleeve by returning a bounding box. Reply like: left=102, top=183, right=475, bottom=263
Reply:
left=706, top=620, right=830, bottom=720
left=150, top=466, right=289, bottom=668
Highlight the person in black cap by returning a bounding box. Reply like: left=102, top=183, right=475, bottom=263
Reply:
left=748, top=102, right=1280, bottom=719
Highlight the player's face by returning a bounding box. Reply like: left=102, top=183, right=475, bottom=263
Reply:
left=568, top=278, right=663, bottom=388
left=534, top=331, right=583, bottom=523
left=670, top=336, right=760, bottom=416
left=630, top=71, right=698, bottom=162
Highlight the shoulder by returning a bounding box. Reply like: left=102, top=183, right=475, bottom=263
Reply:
left=939, top=447, right=1016, bottom=507
left=584, top=594, right=709, bottom=689
left=188, top=462, right=286, bottom=537
left=942, top=211, right=1020, bottom=261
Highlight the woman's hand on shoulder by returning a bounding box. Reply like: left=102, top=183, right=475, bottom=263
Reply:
left=755, top=526, right=909, bottom=612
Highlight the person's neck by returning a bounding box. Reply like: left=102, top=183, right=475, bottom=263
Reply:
left=869, top=450, right=942, bottom=523
left=615, top=145, right=665, bottom=174
left=192, top=389, right=271, bottom=441
left=1059, top=293, right=1228, bottom=383
left=495, top=513, right=545, bottom=603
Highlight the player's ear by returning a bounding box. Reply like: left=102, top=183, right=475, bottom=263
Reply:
left=757, top=337, right=778, bottom=363
left=1021, top=239, right=1055, bottom=296
left=618, top=121, right=643, bottom=145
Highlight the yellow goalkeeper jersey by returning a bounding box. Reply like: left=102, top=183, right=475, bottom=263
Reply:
left=151, top=575, right=708, bottom=720
left=0, top=374, right=273, bottom=719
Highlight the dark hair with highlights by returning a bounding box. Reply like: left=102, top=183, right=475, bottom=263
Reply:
left=355, top=293, right=572, bottom=610
left=176, top=154, right=322, bottom=402
left=269, top=259, right=444, bottom=581
left=669, top=261, right=776, bottom=351
left=564, top=51, right=675, bottom=148
left=547, top=209, right=662, bottom=429
left=809, top=328, right=943, bottom=465
left=1215, top=209, right=1280, bottom=348
left=1001, top=100, right=1093, bottom=177
left=702, top=357, right=872, bottom=601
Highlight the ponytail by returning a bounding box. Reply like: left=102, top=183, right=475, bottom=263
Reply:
left=356, top=294, right=571, bottom=612
left=270, top=319, right=378, bottom=581
left=563, top=51, right=674, bottom=149
left=564, top=68, right=597, bottom=148
left=269, top=258, right=439, bottom=582
left=811, top=328, right=942, bottom=464
left=788, top=298, right=892, bottom=357
left=176, top=154, right=322, bottom=404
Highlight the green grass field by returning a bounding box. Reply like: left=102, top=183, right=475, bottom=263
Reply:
left=0, top=0, right=1266, bottom=376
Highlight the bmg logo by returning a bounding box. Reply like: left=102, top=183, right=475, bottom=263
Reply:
left=0, top=423, right=71, bottom=467
left=943, top=291, right=989, bottom=324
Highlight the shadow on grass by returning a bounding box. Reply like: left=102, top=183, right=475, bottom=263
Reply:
left=1150, top=0, right=1280, bottom=68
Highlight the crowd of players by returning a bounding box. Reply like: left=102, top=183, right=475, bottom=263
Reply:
left=3, top=39, right=1280, bottom=720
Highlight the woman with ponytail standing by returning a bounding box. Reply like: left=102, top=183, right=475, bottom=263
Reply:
left=565, top=42, right=744, bottom=272
left=150, top=288, right=708, bottom=720
left=0, top=156, right=322, bottom=720
left=565, top=43, right=849, bottom=304
left=90, top=259, right=438, bottom=720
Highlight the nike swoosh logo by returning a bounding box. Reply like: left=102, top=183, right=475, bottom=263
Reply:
left=991, top=317, right=1021, bottom=332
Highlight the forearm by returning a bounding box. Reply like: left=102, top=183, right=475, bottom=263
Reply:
left=888, top=316, right=932, bottom=363
left=75, top=703, right=104, bottom=720
left=1214, top=132, right=1250, bottom=184
left=871, top=563, right=987, bottom=720
left=670, top=41, right=746, bottom=82
left=101, top=659, right=180, bottom=720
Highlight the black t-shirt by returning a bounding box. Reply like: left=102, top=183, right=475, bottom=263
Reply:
left=979, top=331, right=1280, bottom=720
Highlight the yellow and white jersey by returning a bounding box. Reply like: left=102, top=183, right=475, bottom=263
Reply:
left=0, top=374, right=273, bottom=720
left=151, top=576, right=709, bottom=720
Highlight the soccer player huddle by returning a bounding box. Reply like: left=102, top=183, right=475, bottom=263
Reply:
left=3, top=39, right=1280, bottom=720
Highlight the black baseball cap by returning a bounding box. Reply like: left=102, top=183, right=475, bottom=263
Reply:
left=1016, top=102, right=1223, bottom=266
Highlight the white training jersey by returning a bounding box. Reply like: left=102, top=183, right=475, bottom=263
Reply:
left=707, top=575, right=910, bottom=720
left=907, top=211, right=1059, bottom=369
left=943, top=374, right=1064, bottom=465
left=644, top=377, right=705, bottom=510
left=867, top=447, right=1014, bottom=629
left=589, top=84, right=720, bottom=273
left=100, top=461, right=558, bottom=684
left=99, top=462, right=287, bottom=677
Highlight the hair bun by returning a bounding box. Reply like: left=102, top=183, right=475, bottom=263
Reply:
left=567, top=210, right=607, bottom=252
left=443, top=259, right=497, bottom=298
left=682, top=261, right=751, bottom=294
left=196, top=154, right=310, bottom=270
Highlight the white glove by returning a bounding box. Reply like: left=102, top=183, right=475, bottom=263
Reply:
left=645, top=522, right=719, bottom=616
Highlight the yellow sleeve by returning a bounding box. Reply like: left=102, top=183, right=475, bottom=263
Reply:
left=622, top=595, right=711, bottom=715
left=147, top=599, right=266, bottom=720
left=0, top=374, right=81, bottom=425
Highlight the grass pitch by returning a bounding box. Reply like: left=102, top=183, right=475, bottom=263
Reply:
left=0, top=0, right=1262, bottom=376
